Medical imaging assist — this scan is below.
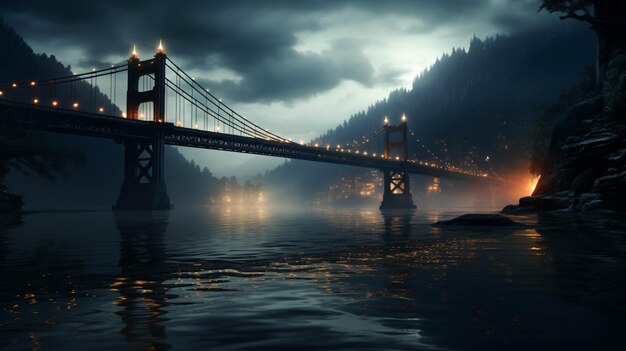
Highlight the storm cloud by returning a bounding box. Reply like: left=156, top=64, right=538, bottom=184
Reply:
left=0, top=0, right=557, bottom=104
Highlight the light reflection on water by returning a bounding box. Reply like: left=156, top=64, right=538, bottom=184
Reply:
left=0, top=207, right=624, bottom=350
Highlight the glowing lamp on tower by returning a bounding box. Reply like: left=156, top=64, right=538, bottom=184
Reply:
left=157, top=40, right=165, bottom=54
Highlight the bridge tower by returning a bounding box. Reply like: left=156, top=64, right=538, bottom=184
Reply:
left=380, top=115, right=416, bottom=210
left=113, top=44, right=171, bottom=210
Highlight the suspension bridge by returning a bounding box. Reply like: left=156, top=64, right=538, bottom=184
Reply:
left=0, top=43, right=498, bottom=210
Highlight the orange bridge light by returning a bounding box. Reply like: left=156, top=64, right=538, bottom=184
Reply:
left=157, top=40, right=165, bottom=53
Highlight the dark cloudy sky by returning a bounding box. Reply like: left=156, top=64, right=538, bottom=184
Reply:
left=1, top=0, right=569, bottom=177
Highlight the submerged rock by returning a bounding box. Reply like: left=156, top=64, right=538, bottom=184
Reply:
left=432, top=214, right=526, bottom=227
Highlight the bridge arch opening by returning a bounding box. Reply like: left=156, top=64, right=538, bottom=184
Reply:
left=137, top=74, right=155, bottom=93
left=137, top=101, right=154, bottom=121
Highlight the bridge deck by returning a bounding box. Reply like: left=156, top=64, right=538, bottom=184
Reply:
left=0, top=100, right=492, bottom=183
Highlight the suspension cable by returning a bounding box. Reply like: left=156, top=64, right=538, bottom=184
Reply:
left=0, top=63, right=127, bottom=90
left=165, top=58, right=290, bottom=143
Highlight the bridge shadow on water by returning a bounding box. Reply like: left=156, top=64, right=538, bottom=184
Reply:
left=112, top=211, right=172, bottom=351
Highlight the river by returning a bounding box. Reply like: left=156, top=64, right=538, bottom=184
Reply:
left=0, top=207, right=624, bottom=350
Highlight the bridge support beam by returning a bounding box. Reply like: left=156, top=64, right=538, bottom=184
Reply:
left=379, top=115, right=416, bottom=211
left=113, top=47, right=171, bottom=211
left=380, top=169, right=416, bottom=210
left=113, top=129, right=171, bottom=210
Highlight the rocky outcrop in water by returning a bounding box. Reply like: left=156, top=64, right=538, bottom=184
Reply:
left=432, top=214, right=526, bottom=227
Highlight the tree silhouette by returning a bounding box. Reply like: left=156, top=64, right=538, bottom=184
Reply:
left=0, top=124, right=85, bottom=210
left=540, top=0, right=626, bottom=84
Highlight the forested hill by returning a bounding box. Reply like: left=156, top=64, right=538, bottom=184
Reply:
left=0, top=21, right=224, bottom=210
left=264, top=23, right=596, bottom=198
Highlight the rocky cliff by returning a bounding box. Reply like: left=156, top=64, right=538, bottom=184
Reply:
left=505, top=55, right=626, bottom=212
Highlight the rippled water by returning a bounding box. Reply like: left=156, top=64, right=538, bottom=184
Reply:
left=0, top=207, right=624, bottom=350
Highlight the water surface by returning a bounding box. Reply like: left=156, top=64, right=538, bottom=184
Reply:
left=1, top=207, right=624, bottom=350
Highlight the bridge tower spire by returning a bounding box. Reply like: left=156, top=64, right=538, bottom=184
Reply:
left=113, top=44, right=171, bottom=210
left=380, top=114, right=416, bottom=210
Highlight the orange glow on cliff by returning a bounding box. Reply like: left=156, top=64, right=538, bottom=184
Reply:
left=528, top=176, right=540, bottom=195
